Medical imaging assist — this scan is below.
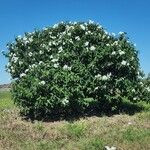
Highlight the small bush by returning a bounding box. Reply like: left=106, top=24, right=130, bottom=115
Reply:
left=5, top=21, right=149, bottom=118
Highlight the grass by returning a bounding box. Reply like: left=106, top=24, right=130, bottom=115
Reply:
left=0, top=91, right=14, bottom=109
left=0, top=91, right=150, bottom=150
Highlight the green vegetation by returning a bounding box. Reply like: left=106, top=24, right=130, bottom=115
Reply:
left=0, top=91, right=150, bottom=150
left=61, top=122, right=87, bottom=139
left=0, top=91, right=14, bottom=109
left=5, top=21, right=150, bottom=119
left=3, top=21, right=150, bottom=149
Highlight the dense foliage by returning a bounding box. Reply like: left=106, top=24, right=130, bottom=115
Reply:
left=5, top=21, right=150, bottom=118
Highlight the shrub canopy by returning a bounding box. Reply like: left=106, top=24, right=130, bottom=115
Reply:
left=6, top=21, right=148, bottom=118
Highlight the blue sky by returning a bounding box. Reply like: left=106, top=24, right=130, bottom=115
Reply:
left=0, top=0, right=150, bottom=84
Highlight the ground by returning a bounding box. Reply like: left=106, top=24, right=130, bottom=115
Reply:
left=0, top=90, right=150, bottom=150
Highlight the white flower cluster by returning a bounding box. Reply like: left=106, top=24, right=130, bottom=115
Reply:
left=54, top=63, right=59, bottom=68
left=118, top=50, right=125, bottom=55
left=62, top=98, right=69, bottom=106
left=19, top=61, right=23, bottom=65
left=112, top=41, right=119, bottom=46
left=51, top=58, right=59, bottom=68
left=146, top=87, right=150, bottom=92
left=111, top=51, right=116, bottom=55
left=63, top=65, right=71, bottom=70
left=132, top=89, right=136, bottom=93
left=94, top=86, right=99, bottom=90
left=139, top=81, right=144, bottom=86
left=90, top=46, right=96, bottom=51
left=95, top=73, right=112, bottom=81
left=95, top=74, right=101, bottom=78
left=25, top=69, right=29, bottom=73
left=9, top=66, right=15, bottom=73
left=39, top=50, right=44, bottom=54
left=80, top=24, right=86, bottom=30
left=75, top=36, right=80, bottom=41
left=58, top=46, right=63, bottom=53
left=39, top=81, right=45, bottom=85
left=29, top=64, right=37, bottom=68
left=21, top=36, right=34, bottom=45
left=51, top=58, right=58, bottom=62
left=28, top=52, right=33, bottom=57
left=85, top=41, right=89, bottom=47
left=11, top=53, right=19, bottom=63
left=39, top=61, right=43, bottom=65
left=111, top=50, right=125, bottom=56
left=20, top=73, right=26, bottom=78
left=133, top=97, right=138, bottom=100
left=106, top=43, right=110, bottom=46
left=121, top=60, right=129, bottom=66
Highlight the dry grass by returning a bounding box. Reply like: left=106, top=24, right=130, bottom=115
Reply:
left=0, top=91, right=150, bottom=150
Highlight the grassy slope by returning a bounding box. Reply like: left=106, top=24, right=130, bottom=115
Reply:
left=0, top=91, right=13, bottom=109
left=0, top=91, right=150, bottom=150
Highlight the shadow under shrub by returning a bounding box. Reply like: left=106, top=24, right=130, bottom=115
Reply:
left=5, top=21, right=150, bottom=120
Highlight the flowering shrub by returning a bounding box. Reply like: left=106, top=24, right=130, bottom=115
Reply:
left=5, top=21, right=147, bottom=118
left=135, top=74, right=150, bottom=103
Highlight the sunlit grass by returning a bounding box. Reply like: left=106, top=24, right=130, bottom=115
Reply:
left=0, top=91, right=14, bottom=109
